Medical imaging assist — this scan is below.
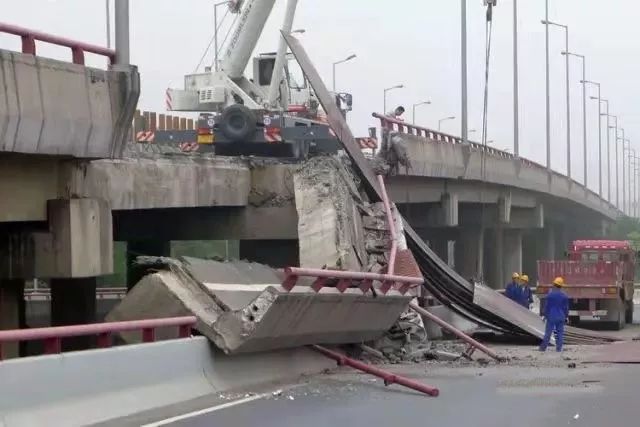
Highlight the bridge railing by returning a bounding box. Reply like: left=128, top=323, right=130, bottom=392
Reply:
left=0, top=22, right=115, bottom=65
left=373, top=112, right=618, bottom=212
left=0, top=316, right=196, bottom=360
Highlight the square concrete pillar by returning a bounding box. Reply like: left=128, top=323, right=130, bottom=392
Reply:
left=504, top=229, right=523, bottom=281
left=455, top=228, right=484, bottom=281
left=491, top=228, right=505, bottom=289
left=0, top=279, right=25, bottom=359
left=441, top=193, right=459, bottom=227
left=35, top=199, right=113, bottom=278
left=51, top=277, right=97, bottom=351
left=498, top=193, right=512, bottom=224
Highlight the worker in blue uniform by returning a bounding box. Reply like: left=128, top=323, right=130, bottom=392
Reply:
left=539, top=277, right=569, bottom=352
left=505, top=272, right=521, bottom=303
left=519, top=274, right=534, bottom=309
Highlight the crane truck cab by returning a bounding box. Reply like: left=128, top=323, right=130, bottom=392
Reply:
left=537, top=240, right=637, bottom=330
left=162, top=0, right=357, bottom=159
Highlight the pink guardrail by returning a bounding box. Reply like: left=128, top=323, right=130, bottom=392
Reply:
left=0, top=22, right=115, bottom=65
left=0, top=316, right=196, bottom=360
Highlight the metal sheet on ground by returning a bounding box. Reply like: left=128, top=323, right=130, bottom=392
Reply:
left=584, top=341, right=640, bottom=363
left=283, top=33, right=619, bottom=345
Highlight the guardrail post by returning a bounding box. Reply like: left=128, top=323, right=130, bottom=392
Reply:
left=21, top=34, right=36, bottom=55
left=97, top=332, right=111, bottom=348
left=44, top=337, right=61, bottom=354
left=71, top=46, right=85, bottom=65
left=142, top=328, right=155, bottom=343
left=178, top=324, right=191, bottom=338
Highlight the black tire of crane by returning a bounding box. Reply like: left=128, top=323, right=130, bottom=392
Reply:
left=218, top=104, right=257, bottom=142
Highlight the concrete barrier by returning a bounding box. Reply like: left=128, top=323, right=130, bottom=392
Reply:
left=0, top=50, right=139, bottom=159
left=0, top=337, right=333, bottom=427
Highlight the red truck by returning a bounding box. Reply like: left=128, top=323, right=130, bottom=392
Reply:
left=537, top=240, right=636, bottom=330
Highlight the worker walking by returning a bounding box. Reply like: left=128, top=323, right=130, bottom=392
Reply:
left=519, top=274, right=533, bottom=309
left=505, top=272, right=521, bottom=304
left=539, top=277, right=569, bottom=352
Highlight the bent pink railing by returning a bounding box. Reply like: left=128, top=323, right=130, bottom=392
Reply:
left=0, top=316, right=196, bottom=360
left=0, top=22, right=116, bottom=65
left=282, top=267, right=423, bottom=295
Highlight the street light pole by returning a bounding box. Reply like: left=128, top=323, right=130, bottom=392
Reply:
left=544, top=0, right=551, bottom=171
left=438, top=116, right=456, bottom=132
left=513, top=0, right=519, bottom=157
left=587, top=84, right=601, bottom=197
left=106, top=0, right=111, bottom=48
left=114, top=0, right=129, bottom=65
left=461, top=0, right=468, bottom=145
left=601, top=100, right=610, bottom=201
left=412, top=101, right=432, bottom=124
left=608, top=115, right=619, bottom=208
left=332, top=54, right=356, bottom=92
left=544, top=20, right=570, bottom=178
left=383, top=84, right=404, bottom=114
left=564, top=52, right=587, bottom=187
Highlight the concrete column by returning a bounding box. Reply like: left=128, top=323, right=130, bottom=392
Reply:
left=126, top=240, right=171, bottom=290
left=485, top=228, right=505, bottom=289
left=455, top=228, right=484, bottom=281
left=522, top=232, right=539, bottom=284
left=51, top=277, right=97, bottom=351
left=0, top=279, right=25, bottom=358
left=429, top=239, right=449, bottom=264
left=540, top=226, right=556, bottom=260
left=239, top=240, right=299, bottom=268
left=504, top=229, right=523, bottom=281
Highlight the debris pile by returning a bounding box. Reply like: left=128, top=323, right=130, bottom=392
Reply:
left=294, top=156, right=397, bottom=275
left=367, top=306, right=429, bottom=362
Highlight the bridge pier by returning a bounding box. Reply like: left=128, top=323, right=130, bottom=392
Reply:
left=454, top=228, right=484, bottom=281
left=51, top=278, right=97, bottom=351
left=0, top=279, right=26, bottom=358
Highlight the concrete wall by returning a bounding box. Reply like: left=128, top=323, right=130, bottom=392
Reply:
left=0, top=50, right=139, bottom=159
left=0, top=338, right=333, bottom=427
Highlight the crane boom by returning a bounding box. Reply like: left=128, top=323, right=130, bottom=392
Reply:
left=221, top=0, right=276, bottom=79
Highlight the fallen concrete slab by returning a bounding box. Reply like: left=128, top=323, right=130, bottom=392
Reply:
left=107, top=257, right=413, bottom=354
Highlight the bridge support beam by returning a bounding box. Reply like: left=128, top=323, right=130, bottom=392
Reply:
left=239, top=239, right=299, bottom=268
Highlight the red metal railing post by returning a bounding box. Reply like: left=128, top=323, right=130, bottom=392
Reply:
left=97, top=332, right=111, bottom=348
left=71, top=46, right=85, bottom=65
left=281, top=274, right=298, bottom=292
left=44, top=337, right=61, bottom=354
left=21, top=35, right=36, bottom=55
left=311, top=277, right=327, bottom=292
left=142, top=328, right=155, bottom=343
left=178, top=324, right=191, bottom=338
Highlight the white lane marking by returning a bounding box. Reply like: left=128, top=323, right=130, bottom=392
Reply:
left=141, top=388, right=286, bottom=427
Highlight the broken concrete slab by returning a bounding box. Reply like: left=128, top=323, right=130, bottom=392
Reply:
left=107, top=257, right=413, bottom=354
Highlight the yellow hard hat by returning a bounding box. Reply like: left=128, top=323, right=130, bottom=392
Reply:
left=553, top=277, right=564, bottom=287
left=521, top=274, right=529, bottom=283
left=512, top=272, right=520, bottom=279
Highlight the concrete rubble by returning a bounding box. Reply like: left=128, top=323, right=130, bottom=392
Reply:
left=107, top=155, right=426, bottom=355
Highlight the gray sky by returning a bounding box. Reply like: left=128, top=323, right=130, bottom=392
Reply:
left=2, top=0, right=639, bottom=200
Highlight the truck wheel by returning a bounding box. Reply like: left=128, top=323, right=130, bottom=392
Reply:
left=218, top=104, right=257, bottom=142
left=625, top=300, right=634, bottom=324
left=616, top=308, right=626, bottom=331
left=290, top=141, right=310, bottom=160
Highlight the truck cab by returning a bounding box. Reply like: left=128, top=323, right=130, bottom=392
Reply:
left=537, top=240, right=636, bottom=330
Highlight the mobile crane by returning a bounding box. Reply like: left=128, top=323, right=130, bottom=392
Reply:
left=157, top=0, right=354, bottom=158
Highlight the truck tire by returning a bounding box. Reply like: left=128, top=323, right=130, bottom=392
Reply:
left=625, top=300, right=634, bottom=324
left=218, top=104, right=257, bottom=142
left=290, top=141, right=310, bottom=160
left=616, top=307, right=626, bottom=331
